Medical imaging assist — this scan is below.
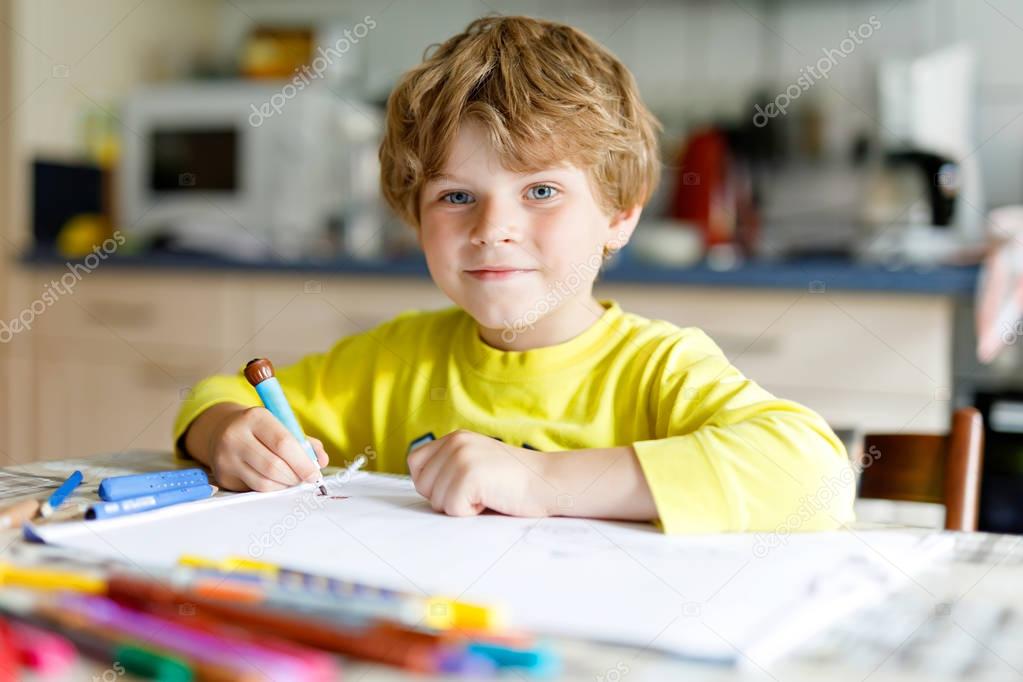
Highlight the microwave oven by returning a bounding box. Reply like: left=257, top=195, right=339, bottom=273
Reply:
left=118, top=82, right=381, bottom=260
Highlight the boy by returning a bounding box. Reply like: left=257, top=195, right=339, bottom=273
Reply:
left=174, top=15, right=855, bottom=534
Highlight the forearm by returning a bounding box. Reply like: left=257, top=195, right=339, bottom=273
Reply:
left=540, top=446, right=658, bottom=522
left=180, top=402, right=248, bottom=466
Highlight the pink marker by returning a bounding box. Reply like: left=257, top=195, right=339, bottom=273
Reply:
left=10, top=622, right=76, bottom=676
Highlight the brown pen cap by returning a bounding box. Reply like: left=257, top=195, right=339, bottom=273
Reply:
left=244, top=358, right=275, bottom=386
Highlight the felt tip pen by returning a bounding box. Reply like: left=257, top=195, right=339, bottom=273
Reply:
left=8, top=621, right=77, bottom=677
left=0, top=562, right=105, bottom=594
left=105, top=575, right=463, bottom=675
left=99, top=468, right=208, bottom=501
left=40, top=470, right=83, bottom=517
left=177, top=554, right=501, bottom=631
left=60, top=594, right=318, bottom=681
left=0, top=595, right=255, bottom=682
left=85, top=484, right=217, bottom=521
left=103, top=577, right=339, bottom=680
left=244, top=358, right=327, bottom=496
left=466, top=642, right=561, bottom=676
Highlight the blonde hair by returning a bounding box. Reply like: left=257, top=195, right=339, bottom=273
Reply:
left=379, top=15, right=662, bottom=230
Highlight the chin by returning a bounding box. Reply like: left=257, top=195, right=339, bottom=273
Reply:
left=461, top=297, right=539, bottom=333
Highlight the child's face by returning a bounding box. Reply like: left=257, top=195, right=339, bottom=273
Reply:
left=418, top=121, right=638, bottom=338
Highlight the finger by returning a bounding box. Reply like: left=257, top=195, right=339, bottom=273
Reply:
left=252, top=421, right=316, bottom=484
left=413, top=446, right=451, bottom=500
left=245, top=435, right=304, bottom=486
left=218, top=429, right=296, bottom=487
left=428, top=460, right=461, bottom=513
left=440, top=472, right=484, bottom=517
left=407, top=437, right=443, bottom=479
left=309, top=438, right=329, bottom=468
left=210, top=462, right=248, bottom=492
left=238, top=460, right=289, bottom=493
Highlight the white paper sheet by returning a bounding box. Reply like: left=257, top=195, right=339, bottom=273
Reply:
left=30, top=472, right=952, bottom=665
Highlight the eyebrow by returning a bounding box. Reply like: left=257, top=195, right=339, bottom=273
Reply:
left=429, top=168, right=572, bottom=184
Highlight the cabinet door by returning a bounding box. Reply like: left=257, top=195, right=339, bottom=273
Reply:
left=2, top=269, right=42, bottom=467
left=221, top=275, right=452, bottom=369
left=0, top=349, right=8, bottom=466
left=29, top=269, right=239, bottom=349
left=596, top=284, right=953, bottom=432
left=33, top=338, right=220, bottom=460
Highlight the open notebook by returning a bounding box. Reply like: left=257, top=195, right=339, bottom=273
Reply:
left=30, top=471, right=952, bottom=665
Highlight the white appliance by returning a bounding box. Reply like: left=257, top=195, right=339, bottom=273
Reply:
left=877, top=45, right=982, bottom=236
left=118, top=81, right=382, bottom=260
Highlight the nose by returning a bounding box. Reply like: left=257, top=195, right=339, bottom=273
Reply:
left=469, top=197, right=519, bottom=246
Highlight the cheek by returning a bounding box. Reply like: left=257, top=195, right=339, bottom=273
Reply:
left=534, top=209, right=607, bottom=270
left=419, top=216, right=461, bottom=256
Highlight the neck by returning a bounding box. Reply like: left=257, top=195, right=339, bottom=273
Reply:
left=477, top=295, right=607, bottom=351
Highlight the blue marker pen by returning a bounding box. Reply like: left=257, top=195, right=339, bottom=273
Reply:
left=41, top=470, right=83, bottom=517
left=99, top=469, right=209, bottom=501
left=244, top=358, right=327, bottom=495
left=85, top=484, right=217, bottom=520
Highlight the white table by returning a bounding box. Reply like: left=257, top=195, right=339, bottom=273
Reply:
left=2, top=451, right=1020, bottom=682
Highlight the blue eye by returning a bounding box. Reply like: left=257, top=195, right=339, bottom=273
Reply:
left=527, top=184, right=558, bottom=200
left=442, top=191, right=474, bottom=205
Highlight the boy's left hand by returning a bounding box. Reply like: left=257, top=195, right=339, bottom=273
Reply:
left=407, top=429, right=552, bottom=518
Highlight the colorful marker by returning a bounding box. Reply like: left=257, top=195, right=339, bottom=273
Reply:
left=0, top=593, right=251, bottom=682
left=244, top=358, right=327, bottom=495
left=0, top=562, right=105, bottom=594
left=177, top=554, right=501, bottom=631
left=40, top=470, right=83, bottom=517
left=85, top=484, right=217, bottom=521
left=8, top=621, right=77, bottom=677
left=99, top=469, right=208, bottom=501
left=105, top=576, right=473, bottom=675
left=466, top=642, right=561, bottom=676
left=60, top=594, right=319, bottom=681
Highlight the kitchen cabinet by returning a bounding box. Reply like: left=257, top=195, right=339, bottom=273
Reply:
left=605, top=285, right=952, bottom=433
left=5, top=266, right=954, bottom=465
left=32, top=337, right=222, bottom=460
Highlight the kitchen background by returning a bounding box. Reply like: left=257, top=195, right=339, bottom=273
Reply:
left=2, top=0, right=1023, bottom=532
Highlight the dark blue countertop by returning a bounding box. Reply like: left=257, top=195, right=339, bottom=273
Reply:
left=20, top=246, right=979, bottom=296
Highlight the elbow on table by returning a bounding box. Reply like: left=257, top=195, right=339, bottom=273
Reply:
left=763, top=429, right=857, bottom=533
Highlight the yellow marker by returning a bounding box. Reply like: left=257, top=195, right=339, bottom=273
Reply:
left=424, top=597, right=502, bottom=631
left=182, top=555, right=501, bottom=631
left=223, top=556, right=280, bottom=575
left=220, top=555, right=501, bottom=630
left=177, top=554, right=276, bottom=576
left=0, top=562, right=105, bottom=594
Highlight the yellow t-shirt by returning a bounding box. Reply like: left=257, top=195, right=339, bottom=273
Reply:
left=173, top=299, right=855, bottom=534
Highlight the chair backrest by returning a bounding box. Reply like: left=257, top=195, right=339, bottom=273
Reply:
left=858, top=407, right=985, bottom=531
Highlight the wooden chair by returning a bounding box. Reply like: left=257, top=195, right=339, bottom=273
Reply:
left=857, top=407, right=985, bottom=531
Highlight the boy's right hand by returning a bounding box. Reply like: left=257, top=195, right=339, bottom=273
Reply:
left=185, top=403, right=329, bottom=492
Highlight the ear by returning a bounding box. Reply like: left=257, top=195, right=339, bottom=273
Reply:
left=605, top=204, right=643, bottom=253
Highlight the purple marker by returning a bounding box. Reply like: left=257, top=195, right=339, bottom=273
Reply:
left=58, top=595, right=315, bottom=679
